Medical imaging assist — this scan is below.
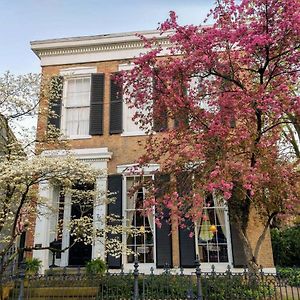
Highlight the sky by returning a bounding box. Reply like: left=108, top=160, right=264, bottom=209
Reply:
left=0, top=0, right=214, bottom=74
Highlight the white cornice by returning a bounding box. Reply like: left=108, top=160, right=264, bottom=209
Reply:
left=30, top=30, right=173, bottom=66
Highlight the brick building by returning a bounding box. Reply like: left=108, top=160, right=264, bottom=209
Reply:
left=30, top=30, right=274, bottom=273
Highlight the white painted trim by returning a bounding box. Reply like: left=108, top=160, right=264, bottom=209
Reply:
left=41, top=147, right=113, bottom=161
left=118, top=63, right=134, bottom=72
left=63, top=135, right=92, bottom=140
left=60, top=192, right=71, bottom=267
left=31, top=30, right=173, bottom=49
left=121, top=174, right=156, bottom=268
left=31, top=30, right=174, bottom=60
left=224, top=203, right=233, bottom=266
left=38, top=47, right=171, bottom=67
left=117, top=163, right=160, bottom=174
left=121, top=131, right=147, bottom=137
left=194, top=195, right=233, bottom=266
left=59, top=69, right=96, bottom=139
left=60, top=66, right=97, bottom=76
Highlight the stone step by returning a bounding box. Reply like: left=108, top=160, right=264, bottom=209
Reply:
left=45, top=267, right=87, bottom=275
left=25, top=287, right=98, bottom=297
left=24, top=298, right=97, bottom=300
left=9, top=287, right=99, bottom=299
left=25, top=296, right=97, bottom=300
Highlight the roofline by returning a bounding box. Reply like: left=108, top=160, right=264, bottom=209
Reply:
left=30, top=29, right=173, bottom=59
left=30, top=29, right=165, bottom=46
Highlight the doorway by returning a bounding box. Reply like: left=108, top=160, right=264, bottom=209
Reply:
left=68, top=184, right=93, bottom=266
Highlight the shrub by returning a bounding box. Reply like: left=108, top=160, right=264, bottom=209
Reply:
left=24, top=258, right=42, bottom=274
left=277, top=268, right=300, bottom=287
left=85, top=258, right=106, bottom=276
left=99, top=274, right=275, bottom=299
left=271, top=226, right=300, bottom=267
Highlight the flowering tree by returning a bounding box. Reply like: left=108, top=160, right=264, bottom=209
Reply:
left=122, top=0, right=300, bottom=270
left=0, top=73, right=136, bottom=275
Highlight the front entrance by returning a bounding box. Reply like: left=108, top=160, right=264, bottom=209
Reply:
left=68, top=185, right=93, bottom=266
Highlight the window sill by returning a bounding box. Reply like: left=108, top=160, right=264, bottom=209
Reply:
left=121, top=131, right=147, bottom=137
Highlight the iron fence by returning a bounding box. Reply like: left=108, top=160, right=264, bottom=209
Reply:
left=2, top=261, right=300, bottom=300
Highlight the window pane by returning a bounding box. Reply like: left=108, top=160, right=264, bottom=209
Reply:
left=197, top=195, right=229, bottom=263
left=65, top=107, right=89, bottom=136
left=66, top=77, right=91, bottom=107
left=125, top=177, right=154, bottom=264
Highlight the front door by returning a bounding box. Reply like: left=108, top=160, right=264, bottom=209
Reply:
left=68, top=186, right=93, bottom=266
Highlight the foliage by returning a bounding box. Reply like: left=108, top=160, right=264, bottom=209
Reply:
left=121, top=0, right=300, bottom=269
left=271, top=226, right=300, bottom=267
left=277, top=267, right=300, bottom=287
left=85, top=258, right=107, bottom=276
left=0, top=72, right=139, bottom=276
left=98, top=274, right=275, bottom=299
left=24, top=258, right=42, bottom=274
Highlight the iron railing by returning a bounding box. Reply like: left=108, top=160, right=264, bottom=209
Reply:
left=2, top=260, right=300, bottom=300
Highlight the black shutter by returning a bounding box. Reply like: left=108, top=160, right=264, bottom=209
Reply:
left=153, top=77, right=168, bottom=132
left=155, top=174, right=172, bottom=268
left=48, top=76, right=63, bottom=129
left=107, top=175, right=122, bottom=268
left=179, top=219, right=196, bottom=267
left=228, top=206, right=248, bottom=267
left=89, top=73, right=104, bottom=135
left=174, top=86, right=189, bottom=128
left=177, top=172, right=196, bottom=267
left=110, top=74, right=123, bottom=134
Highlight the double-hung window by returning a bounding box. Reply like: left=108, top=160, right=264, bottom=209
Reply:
left=118, top=63, right=152, bottom=136
left=64, top=77, right=91, bottom=137
left=60, top=67, right=97, bottom=138
left=196, top=194, right=230, bottom=263
left=124, top=176, right=155, bottom=264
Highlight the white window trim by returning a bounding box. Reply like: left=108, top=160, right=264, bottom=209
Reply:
left=194, top=195, right=233, bottom=268
left=117, top=163, right=159, bottom=271
left=121, top=174, right=156, bottom=271
left=117, top=163, right=160, bottom=175
left=59, top=67, right=97, bottom=139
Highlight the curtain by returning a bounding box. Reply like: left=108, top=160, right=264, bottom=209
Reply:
left=147, top=207, right=154, bottom=235
left=214, top=195, right=227, bottom=239
left=66, top=107, right=89, bottom=136
left=126, top=179, right=136, bottom=228
left=65, top=77, right=90, bottom=136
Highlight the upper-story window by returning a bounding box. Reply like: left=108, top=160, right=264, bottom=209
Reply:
left=48, top=67, right=104, bottom=139
left=117, top=63, right=151, bottom=136
left=63, top=76, right=91, bottom=137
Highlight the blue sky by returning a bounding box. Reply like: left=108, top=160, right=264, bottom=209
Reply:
left=0, top=0, right=214, bottom=74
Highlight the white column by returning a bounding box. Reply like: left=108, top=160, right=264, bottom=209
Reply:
left=60, top=194, right=71, bottom=267
left=92, top=174, right=107, bottom=259
left=39, top=148, right=113, bottom=268
left=33, top=181, right=53, bottom=273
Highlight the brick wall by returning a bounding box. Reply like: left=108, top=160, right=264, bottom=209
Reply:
left=36, top=60, right=274, bottom=268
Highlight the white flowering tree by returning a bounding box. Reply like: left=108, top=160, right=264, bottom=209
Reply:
left=0, top=72, right=137, bottom=276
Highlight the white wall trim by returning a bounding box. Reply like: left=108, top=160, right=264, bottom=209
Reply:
left=117, top=163, right=160, bottom=175
left=60, top=66, right=97, bottom=76
left=31, top=30, right=180, bottom=67
left=41, top=147, right=113, bottom=162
